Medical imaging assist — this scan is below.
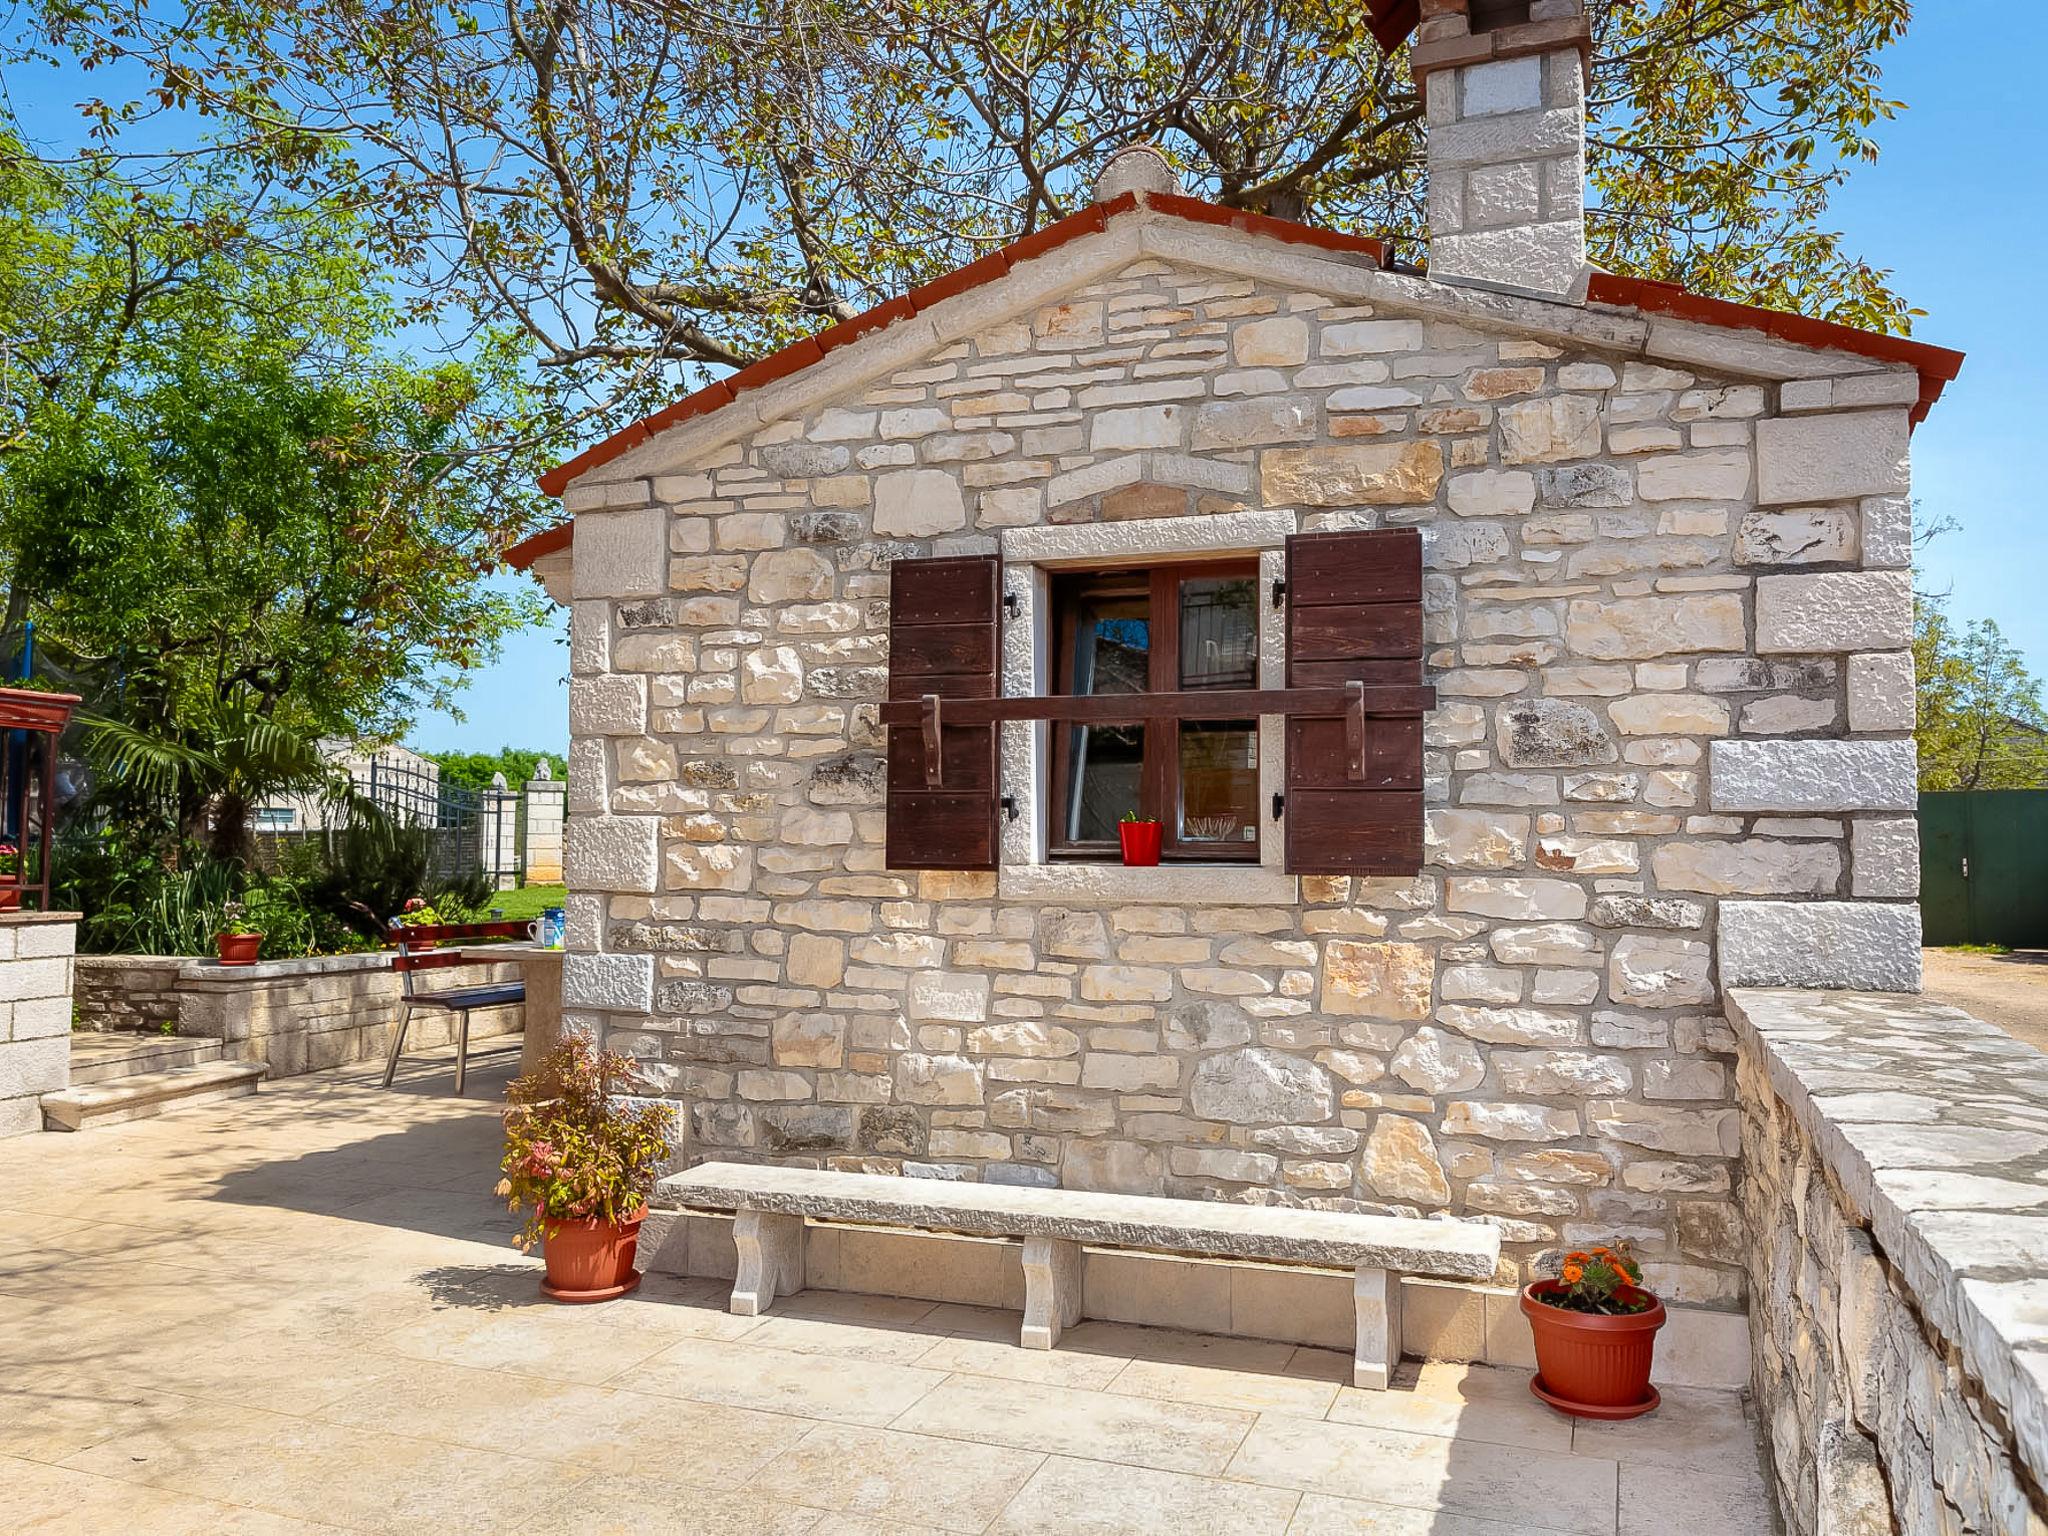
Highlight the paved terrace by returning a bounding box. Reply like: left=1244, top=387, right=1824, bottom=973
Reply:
left=1, top=1042, right=1774, bottom=1535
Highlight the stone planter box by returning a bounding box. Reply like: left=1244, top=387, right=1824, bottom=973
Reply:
left=176, top=952, right=524, bottom=1077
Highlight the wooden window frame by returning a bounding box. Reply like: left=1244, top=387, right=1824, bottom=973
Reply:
left=1046, top=558, right=1262, bottom=864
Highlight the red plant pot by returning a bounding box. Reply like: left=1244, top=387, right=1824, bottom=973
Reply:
left=0, top=889, right=19, bottom=912
left=540, top=1207, right=647, bottom=1302
left=1521, top=1281, right=1666, bottom=1419
left=1118, top=820, right=1164, bottom=866
left=214, top=932, right=263, bottom=966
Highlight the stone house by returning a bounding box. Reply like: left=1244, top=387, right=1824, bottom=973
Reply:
left=509, top=0, right=1961, bottom=1360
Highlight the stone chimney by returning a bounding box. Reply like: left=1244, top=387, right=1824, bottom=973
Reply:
left=1415, top=0, right=1592, bottom=302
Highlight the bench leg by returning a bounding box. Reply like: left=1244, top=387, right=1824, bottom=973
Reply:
left=730, top=1208, right=805, bottom=1317
left=1353, top=1266, right=1403, bottom=1390
left=1020, top=1236, right=1084, bottom=1351
left=381, top=1003, right=414, bottom=1089
left=454, top=1010, right=471, bottom=1096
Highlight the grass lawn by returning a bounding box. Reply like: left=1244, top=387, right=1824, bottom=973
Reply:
left=488, top=883, right=567, bottom=921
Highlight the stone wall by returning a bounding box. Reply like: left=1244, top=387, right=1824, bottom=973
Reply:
left=73, top=954, right=185, bottom=1033
left=172, top=953, right=524, bottom=1077
left=0, top=914, right=78, bottom=1137
left=1733, top=988, right=2048, bottom=1535
left=556, top=231, right=1923, bottom=1302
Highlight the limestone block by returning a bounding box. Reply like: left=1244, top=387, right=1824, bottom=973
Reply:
left=1233, top=316, right=1310, bottom=366
left=1848, top=652, right=1916, bottom=734
left=1756, top=571, right=1911, bottom=654
left=1191, top=397, right=1315, bottom=451
left=1536, top=463, right=1632, bottom=508
left=1861, top=496, right=1913, bottom=570
left=873, top=468, right=968, bottom=537
left=1735, top=508, right=1857, bottom=567
left=1498, top=396, right=1603, bottom=463
left=1321, top=942, right=1435, bottom=1020
left=1425, top=809, right=1528, bottom=869
left=563, top=815, right=661, bottom=894
left=1432, top=222, right=1586, bottom=302
left=1434, top=1005, right=1583, bottom=1046
left=747, top=548, right=835, bottom=605
left=1607, top=694, right=1731, bottom=738
left=1587, top=1099, right=1738, bottom=1156
left=0, top=1033, right=67, bottom=1098
left=1190, top=1048, right=1336, bottom=1124
left=562, top=952, right=655, bottom=1013
left=906, top=972, right=992, bottom=1024
left=1321, top=320, right=1423, bottom=355
left=1445, top=878, right=1587, bottom=921
left=1718, top=901, right=1922, bottom=990
left=1607, top=935, right=1715, bottom=1009
left=571, top=505, right=668, bottom=599
left=1364, top=1117, right=1451, bottom=1204
left=1709, top=740, right=1917, bottom=814
left=1442, top=1101, right=1580, bottom=1143
left=1636, top=450, right=1752, bottom=503
left=1498, top=699, right=1617, bottom=767
left=1091, top=405, right=1186, bottom=451
left=1391, top=1027, right=1486, bottom=1094
left=1852, top=817, right=1920, bottom=900
left=1496, top=1050, right=1632, bottom=1096
left=1462, top=55, right=1544, bottom=116
left=1651, top=840, right=1842, bottom=896
left=1259, top=442, right=1444, bottom=507
left=1448, top=469, right=1536, bottom=518
left=1756, top=410, right=1911, bottom=505
left=569, top=674, right=648, bottom=736
left=665, top=843, right=755, bottom=892
left=740, top=646, right=805, bottom=704
left=895, top=1052, right=985, bottom=1105
left=1565, top=594, right=1745, bottom=660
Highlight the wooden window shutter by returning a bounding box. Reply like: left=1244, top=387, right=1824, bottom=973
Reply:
left=1283, top=529, right=1428, bottom=875
left=884, top=554, right=1002, bottom=870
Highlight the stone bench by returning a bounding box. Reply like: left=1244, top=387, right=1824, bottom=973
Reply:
left=659, top=1161, right=1501, bottom=1389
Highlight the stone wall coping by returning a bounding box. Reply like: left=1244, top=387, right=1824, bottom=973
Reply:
left=0, top=911, right=81, bottom=927
left=176, top=951, right=396, bottom=985
left=1727, top=986, right=2048, bottom=1488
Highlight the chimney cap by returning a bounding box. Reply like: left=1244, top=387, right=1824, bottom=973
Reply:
left=1093, top=145, right=1185, bottom=205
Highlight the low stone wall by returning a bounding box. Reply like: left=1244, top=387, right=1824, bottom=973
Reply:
left=73, top=954, right=185, bottom=1033
left=1732, top=987, right=2048, bottom=1535
left=175, top=953, right=524, bottom=1077
left=0, top=913, right=79, bottom=1137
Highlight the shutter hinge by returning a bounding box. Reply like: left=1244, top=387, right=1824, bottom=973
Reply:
left=1000, top=795, right=1019, bottom=822
left=1270, top=578, right=1287, bottom=608
left=1271, top=792, right=1286, bottom=822
left=1002, top=591, right=1021, bottom=619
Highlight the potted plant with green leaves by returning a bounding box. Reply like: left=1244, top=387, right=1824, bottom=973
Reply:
left=214, top=899, right=263, bottom=965
left=0, top=840, right=20, bottom=910
left=497, top=1037, right=677, bottom=1302
left=1521, top=1241, right=1666, bottom=1419
left=1117, top=809, right=1163, bottom=867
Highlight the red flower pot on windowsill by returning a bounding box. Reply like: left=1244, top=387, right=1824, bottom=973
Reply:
left=1118, top=818, right=1163, bottom=866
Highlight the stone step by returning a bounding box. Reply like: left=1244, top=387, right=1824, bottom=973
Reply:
left=69, top=1032, right=226, bottom=1086
left=40, top=1061, right=267, bottom=1131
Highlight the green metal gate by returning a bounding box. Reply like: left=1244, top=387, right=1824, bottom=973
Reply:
left=1919, top=791, right=2048, bottom=947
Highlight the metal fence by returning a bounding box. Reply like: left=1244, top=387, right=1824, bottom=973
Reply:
left=349, top=757, right=519, bottom=888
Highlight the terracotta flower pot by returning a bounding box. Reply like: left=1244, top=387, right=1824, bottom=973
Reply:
left=0, top=889, right=19, bottom=912
left=1521, top=1280, right=1666, bottom=1419
left=1118, top=820, right=1164, bottom=866
left=540, top=1207, right=647, bottom=1302
left=214, top=932, right=263, bottom=966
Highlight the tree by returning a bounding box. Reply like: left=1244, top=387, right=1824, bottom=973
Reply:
left=423, top=748, right=569, bottom=796
left=31, top=0, right=1918, bottom=438
left=0, top=137, right=554, bottom=844
left=1915, top=600, right=2048, bottom=792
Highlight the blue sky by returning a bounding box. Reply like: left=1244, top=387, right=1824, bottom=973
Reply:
left=10, top=14, right=2034, bottom=756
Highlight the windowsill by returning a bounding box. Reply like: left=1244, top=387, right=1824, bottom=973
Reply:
left=998, top=863, right=1299, bottom=905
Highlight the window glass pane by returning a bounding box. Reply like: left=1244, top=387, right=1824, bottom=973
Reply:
left=1179, top=577, right=1257, bottom=690
left=1065, top=594, right=1149, bottom=841
left=1178, top=721, right=1258, bottom=846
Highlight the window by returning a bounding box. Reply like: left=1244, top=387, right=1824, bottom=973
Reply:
left=1048, top=561, right=1261, bottom=861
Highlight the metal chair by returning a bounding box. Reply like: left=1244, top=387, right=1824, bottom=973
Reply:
left=383, top=919, right=530, bottom=1094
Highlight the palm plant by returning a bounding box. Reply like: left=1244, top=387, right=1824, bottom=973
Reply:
left=78, top=684, right=344, bottom=866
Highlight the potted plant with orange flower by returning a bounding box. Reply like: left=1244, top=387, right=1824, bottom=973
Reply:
left=1520, top=1241, right=1666, bottom=1419
left=497, top=1037, right=677, bottom=1302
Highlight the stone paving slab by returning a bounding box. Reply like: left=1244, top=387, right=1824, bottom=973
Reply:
left=0, top=1038, right=1773, bottom=1534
